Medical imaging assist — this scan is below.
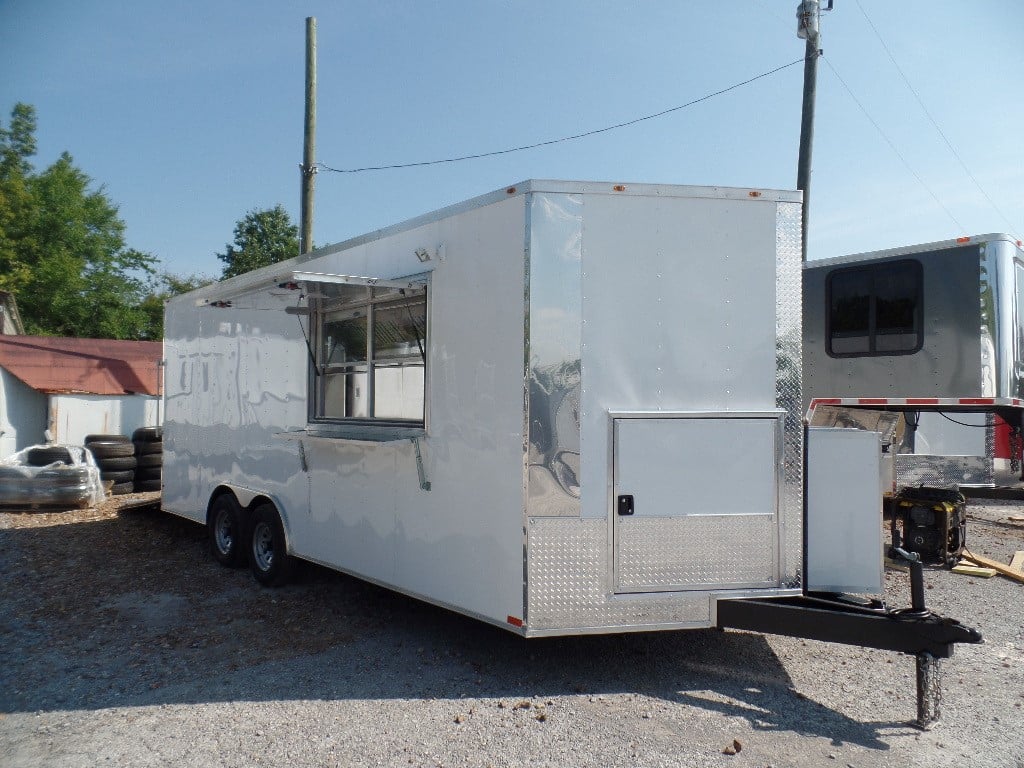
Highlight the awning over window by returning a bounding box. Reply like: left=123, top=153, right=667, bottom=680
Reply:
left=194, top=270, right=428, bottom=307
left=290, top=271, right=427, bottom=291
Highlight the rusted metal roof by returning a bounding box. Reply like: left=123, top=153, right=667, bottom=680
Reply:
left=0, top=336, right=162, bottom=395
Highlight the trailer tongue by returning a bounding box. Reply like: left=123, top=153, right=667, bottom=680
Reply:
left=718, top=569, right=983, bottom=728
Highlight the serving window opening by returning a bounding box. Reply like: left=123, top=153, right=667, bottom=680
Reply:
left=312, top=283, right=427, bottom=424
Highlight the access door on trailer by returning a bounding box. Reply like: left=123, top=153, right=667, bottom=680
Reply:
left=576, top=191, right=787, bottom=595
left=613, top=414, right=782, bottom=593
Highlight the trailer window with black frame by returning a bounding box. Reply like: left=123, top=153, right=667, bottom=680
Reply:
left=827, top=259, right=923, bottom=357
left=312, top=284, right=428, bottom=424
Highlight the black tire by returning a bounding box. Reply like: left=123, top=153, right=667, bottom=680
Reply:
left=249, top=502, right=292, bottom=587
left=97, top=456, right=137, bottom=471
left=111, top=481, right=135, bottom=495
left=133, top=479, right=162, bottom=492
left=84, top=434, right=130, bottom=445
left=134, top=441, right=163, bottom=456
left=132, top=426, right=163, bottom=442
left=35, top=467, right=93, bottom=485
left=26, top=446, right=73, bottom=466
left=134, top=467, right=162, bottom=482
left=135, top=453, right=163, bottom=468
left=88, top=441, right=136, bottom=459
left=100, top=469, right=135, bottom=483
left=208, top=495, right=246, bottom=568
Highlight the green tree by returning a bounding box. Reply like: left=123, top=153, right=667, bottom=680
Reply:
left=0, top=102, right=36, bottom=178
left=217, top=205, right=299, bottom=279
left=138, top=271, right=215, bottom=340
left=0, top=104, right=36, bottom=294
left=0, top=103, right=158, bottom=339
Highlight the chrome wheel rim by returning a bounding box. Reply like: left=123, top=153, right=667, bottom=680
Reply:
left=214, top=509, right=234, bottom=555
left=252, top=521, right=274, bottom=572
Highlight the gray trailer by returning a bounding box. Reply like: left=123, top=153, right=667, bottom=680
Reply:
left=803, top=233, right=1024, bottom=489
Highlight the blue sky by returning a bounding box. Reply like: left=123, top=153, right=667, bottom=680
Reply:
left=2, top=1, right=1022, bottom=278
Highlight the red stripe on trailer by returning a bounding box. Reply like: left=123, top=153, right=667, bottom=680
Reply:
left=994, top=413, right=1012, bottom=459
left=906, top=398, right=941, bottom=405
left=858, top=398, right=888, bottom=405
left=506, top=615, right=523, bottom=628
left=811, top=399, right=842, bottom=406
left=958, top=398, right=995, bottom=405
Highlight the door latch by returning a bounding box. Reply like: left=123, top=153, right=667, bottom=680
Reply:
left=617, top=494, right=634, bottom=516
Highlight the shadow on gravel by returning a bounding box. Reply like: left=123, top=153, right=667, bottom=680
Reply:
left=0, top=506, right=894, bottom=752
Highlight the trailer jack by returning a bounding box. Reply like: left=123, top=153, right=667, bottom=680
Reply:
left=717, top=556, right=981, bottom=729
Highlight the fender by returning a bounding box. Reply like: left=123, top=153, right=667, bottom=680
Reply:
left=214, top=484, right=293, bottom=554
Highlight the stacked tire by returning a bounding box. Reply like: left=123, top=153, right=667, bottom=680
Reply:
left=84, top=434, right=136, bottom=495
left=132, top=426, right=163, bottom=493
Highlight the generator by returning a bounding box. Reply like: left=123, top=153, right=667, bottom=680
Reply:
left=888, top=486, right=967, bottom=567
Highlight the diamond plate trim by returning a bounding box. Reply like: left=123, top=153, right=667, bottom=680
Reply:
left=895, top=454, right=994, bottom=488
left=527, top=518, right=710, bottom=630
left=616, top=515, right=775, bottom=591
left=776, top=202, right=803, bottom=587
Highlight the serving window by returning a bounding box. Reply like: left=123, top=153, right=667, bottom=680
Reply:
left=827, top=259, right=922, bottom=357
left=313, top=283, right=427, bottom=424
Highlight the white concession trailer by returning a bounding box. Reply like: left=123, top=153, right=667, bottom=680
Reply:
left=163, top=181, right=978, bottom=713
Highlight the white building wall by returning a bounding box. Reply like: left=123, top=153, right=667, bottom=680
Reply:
left=0, top=367, right=48, bottom=458
left=48, top=394, right=161, bottom=445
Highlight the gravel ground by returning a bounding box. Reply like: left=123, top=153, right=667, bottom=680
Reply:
left=1, top=494, right=1022, bottom=768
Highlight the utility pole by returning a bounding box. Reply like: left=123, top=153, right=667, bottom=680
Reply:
left=300, top=16, right=317, bottom=255
left=796, top=0, right=829, bottom=262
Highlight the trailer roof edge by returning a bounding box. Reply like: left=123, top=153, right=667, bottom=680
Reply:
left=180, top=180, right=801, bottom=303
left=806, top=232, right=1022, bottom=270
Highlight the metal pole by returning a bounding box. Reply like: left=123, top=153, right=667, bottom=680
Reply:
left=300, top=16, right=317, bottom=255
left=796, top=1, right=823, bottom=263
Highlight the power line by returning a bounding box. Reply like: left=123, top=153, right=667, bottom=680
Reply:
left=854, top=0, right=1021, bottom=240
left=317, top=56, right=807, bottom=174
left=823, top=57, right=966, bottom=233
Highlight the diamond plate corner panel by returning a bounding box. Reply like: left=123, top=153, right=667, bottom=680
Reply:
left=527, top=518, right=710, bottom=631
left=616, top=515, right=775, bottom=591
left=776, top=202, right=803, bottom=587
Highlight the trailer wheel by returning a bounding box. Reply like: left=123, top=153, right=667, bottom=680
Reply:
left=208, top=495, right=246, bottom=568
left=249, top=502, right=292, bottom=587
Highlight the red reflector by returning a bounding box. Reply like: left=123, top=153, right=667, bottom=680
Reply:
left=507, top=615, right=523, bottom=627
left=959, top=398, right=994, bottom=405
left=811, top=398, right=842, bottom=406
left=858, top=398, right=888, bottom=405
left=906, top=398, right=940, bottom=405
left=956, top=236, right=970, bottom=243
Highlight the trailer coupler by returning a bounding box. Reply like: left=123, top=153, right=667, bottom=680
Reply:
left=716, top=584, right=981, bottom=728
